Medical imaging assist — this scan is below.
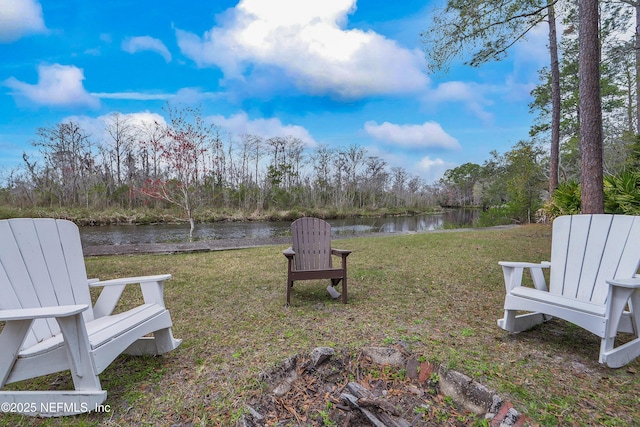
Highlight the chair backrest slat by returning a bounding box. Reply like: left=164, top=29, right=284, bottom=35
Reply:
left=549, top=216, right=570, bottom=296
left=549, top=215, right=640, bottom=305
left=291, top=217, right=332, bottom=271
left=599, top=215, right=640, bottom=303
left=0, top=218, right=94, bottom=350
left=54, top=220, right=93, bottom=318
left=9, top=219, right=68, bottom=339
left=0, top=223, right=44, bottom=347
left=561, top=215, right=592, bottom=298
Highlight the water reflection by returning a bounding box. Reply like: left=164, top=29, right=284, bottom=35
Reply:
left=79, top=210, right=478, bottom=246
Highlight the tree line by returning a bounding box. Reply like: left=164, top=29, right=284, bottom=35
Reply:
left=0, top=105, right=439, bottom=225
left=426, top=0, right=640, bottom=220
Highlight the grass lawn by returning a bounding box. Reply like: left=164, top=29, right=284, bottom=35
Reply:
left=3, top=224, right=640, bottom=426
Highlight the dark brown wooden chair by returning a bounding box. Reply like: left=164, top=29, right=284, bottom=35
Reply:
left=283, top=217, right=352, bottom=305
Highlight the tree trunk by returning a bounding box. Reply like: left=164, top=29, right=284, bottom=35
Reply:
left=636, top=2, right=640, bottom=134
left=548, top=2, right=561, bottom=194
left=578, top=0, right=604, bottom=214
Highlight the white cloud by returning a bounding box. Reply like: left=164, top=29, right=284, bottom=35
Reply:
left=173, top=87, right=220, bottom=104
left=0, top=139, right=27, bottom=171
left=175, top=0, right=428, bottom=98
left=415, top=156, right=451, bottom=183
left=364, top=145, right=450, bottom=183
left=91, top=87, right=219, bottom=103
left=0, top=0, right=46, bottom=43
left=59, top=115, right=107, bottom=143
left=92, top=91, right=174, bottom=101
left=512, top=21, right=551, bottom=69
left=501, top=21, right=550, bottom=102
left=122, top=111, right=168, bottom=129
left=4, top=64, right=99, bottom=108
left=431, top=81, right=475, bottom=103
left=208, top=112, right=316, bottom=146
left=427, top=81, right=494, bottom=123
left=64, top=112, right=168, bottom=143
left=364, top=120, right=460, bottom=150
left=122, top=36, right=172, bottom=62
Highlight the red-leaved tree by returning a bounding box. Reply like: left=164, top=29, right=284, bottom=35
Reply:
left=139, top=104, right=217, bottom=240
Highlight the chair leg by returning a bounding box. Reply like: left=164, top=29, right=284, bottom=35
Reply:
left=328, top=278, right=347, bottom=303
left=286, top=279, right=293, bottom=306
left=342, top=256, right=348, bottom=304
left=498, top=310, right=549, bottom=332
left=342, top=276, right=347, bottom=304
left=600, top=287, right=640, bottom=367
left=0, top=319, right=33, bottom=388
left=125, top=328, right=182, bottom=355
left=56, top=315, right=103, bottom=392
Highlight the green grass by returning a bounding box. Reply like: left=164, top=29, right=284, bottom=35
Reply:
left=3, top=224, right=640, bottom=426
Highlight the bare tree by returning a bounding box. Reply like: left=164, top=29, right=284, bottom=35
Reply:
left=138, top=119, right=166, bottom=181
left=391, top=167, right=409, bottom=207
left=104, top=112, right=137, bottom=186
left=339, top=145, right=365, bottom=207
left=284, top=136, right=304, bottom=189
left=311, top=145, right=334, bottom=206
left=29, top=121, right=94, bottom=207
left=363, top=156, right=388, bottom=208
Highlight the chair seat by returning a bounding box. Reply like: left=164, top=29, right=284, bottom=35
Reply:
left=20, top=304, right=167, bottom=357
left=290, top=268, right=346, bottom=280
left=510, top=286, right=606, bottom=316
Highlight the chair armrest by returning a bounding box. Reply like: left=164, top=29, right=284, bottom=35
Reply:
left=89, top=274, right=172, bottom=287
left=283, top=247, right=295, bottom=258
left=498, top=261, right=550, bottom=268
left=0, top=304, right=88, bottom=321
left=331, top=248, right=352, bottom=257
left=92, top=275, right=172, bottom=318
left=499, top=261, right=549, bottom=292
left=607, top=278, right=640, bottom=289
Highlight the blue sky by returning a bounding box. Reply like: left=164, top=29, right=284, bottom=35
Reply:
left=0, top=0, right=549, bottom=184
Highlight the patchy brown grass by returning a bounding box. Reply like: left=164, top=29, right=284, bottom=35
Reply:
left=3, top=224, right=640, bottom=426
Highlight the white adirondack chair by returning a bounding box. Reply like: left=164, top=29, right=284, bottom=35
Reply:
left=0, top=218, right=181, bottom=416
left=497, top=214, right=640, bottom=368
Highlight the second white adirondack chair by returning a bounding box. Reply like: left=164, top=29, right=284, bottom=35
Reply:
left=498, top=214, right=640, bottom=368
left=0, top=218, right=181, bottom=416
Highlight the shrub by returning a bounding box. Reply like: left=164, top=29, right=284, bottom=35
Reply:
left=538, top=172, right=640, bottom=221
left=604, top=171, right=640, bottom=215
left=539, top=181, right=581, bottom=221
left=475, top=206, right=515, bottom=227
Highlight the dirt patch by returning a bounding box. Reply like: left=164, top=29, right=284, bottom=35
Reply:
left=241, top=347, right=528, bottom=426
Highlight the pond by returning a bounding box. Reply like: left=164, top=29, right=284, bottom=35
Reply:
left=79, top=210, right=479, bottom=246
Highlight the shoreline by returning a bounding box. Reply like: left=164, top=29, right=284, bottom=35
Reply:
left=3, top=207, right=450, bottom=227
